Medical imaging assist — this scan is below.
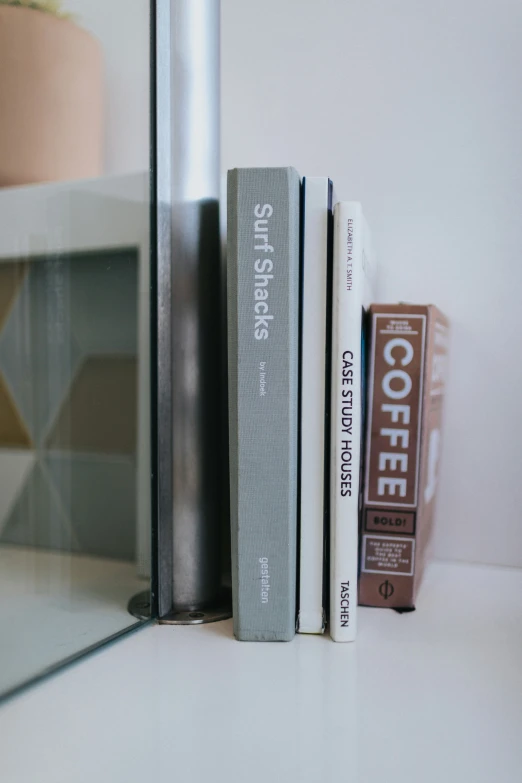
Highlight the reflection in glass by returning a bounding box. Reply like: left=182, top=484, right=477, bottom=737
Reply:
left=0, top=0, right=151, bottom=699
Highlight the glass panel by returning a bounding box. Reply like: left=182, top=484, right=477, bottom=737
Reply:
left=0, top=0, right=152, bottom=699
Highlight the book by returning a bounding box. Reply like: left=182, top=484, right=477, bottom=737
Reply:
left=227, top=167, right=300, bottom=641
left=298, top=177, right=333, bottom=634
left=359, top=304, right=449, bottom=609
left=330, top=202, right=376, bottom=642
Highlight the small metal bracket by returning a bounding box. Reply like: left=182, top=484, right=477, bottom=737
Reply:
left=159, top=587, right=232, bottom=626
left=128, top=587, right=232, bottom=626
left=128, top=591, right=152, bottom=621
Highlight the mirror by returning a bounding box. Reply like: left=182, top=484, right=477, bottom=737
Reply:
left=0, top=0, right=152, bottom=698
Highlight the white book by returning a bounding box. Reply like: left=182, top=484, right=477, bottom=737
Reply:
left=330, top=202, right=376, bottom=642
left=298, top=177, right=333, bottom=634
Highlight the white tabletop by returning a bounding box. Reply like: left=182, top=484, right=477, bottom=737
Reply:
left=2, top=560, right=521, bottom=783
left=0, top=546, right=145, bottom=695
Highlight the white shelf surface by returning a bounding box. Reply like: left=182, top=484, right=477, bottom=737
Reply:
left=0, top=545, right=145, bottom=696
left=2, top=560, right=522, bottom=783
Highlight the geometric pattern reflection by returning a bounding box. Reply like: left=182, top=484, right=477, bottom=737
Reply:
left=0, top=249, right=138, bottom=560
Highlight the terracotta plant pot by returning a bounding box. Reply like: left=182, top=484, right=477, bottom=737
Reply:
left=0, top=6, right=103, bottom=187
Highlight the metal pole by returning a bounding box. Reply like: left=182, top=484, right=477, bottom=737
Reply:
left=155, top=0, right=230, bottom=623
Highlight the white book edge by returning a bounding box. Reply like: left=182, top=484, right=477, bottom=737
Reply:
left=330, top=202, right=375, bottom=642
left=298, top=177, right=330, bottom=634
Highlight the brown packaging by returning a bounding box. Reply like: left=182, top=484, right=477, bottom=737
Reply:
left=359, top=304, right=449, bottom=609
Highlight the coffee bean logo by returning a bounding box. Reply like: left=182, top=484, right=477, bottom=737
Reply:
left=379, top=580, right=394, bottom=600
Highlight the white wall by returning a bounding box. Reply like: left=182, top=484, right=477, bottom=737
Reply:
left=67, top=0, right=150, bottom=175
left=222, top=0, right=522, bottom=568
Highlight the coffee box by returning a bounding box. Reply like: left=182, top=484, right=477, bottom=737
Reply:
left=359, top=304, right=449, bottom=609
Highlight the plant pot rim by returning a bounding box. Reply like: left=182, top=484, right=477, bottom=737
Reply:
left=0, top=4, right=88, bottom=37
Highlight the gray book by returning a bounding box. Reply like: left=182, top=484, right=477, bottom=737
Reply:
left=227, top=167, right=300, bottom=641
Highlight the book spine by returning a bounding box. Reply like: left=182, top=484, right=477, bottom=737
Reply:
left=227, top=167, right=300, bottom=641
left=329, top=202, right=363, bottom=642
left=298, top=178, right=332, bottom=634
left=359, top=308, right=427, bottom=609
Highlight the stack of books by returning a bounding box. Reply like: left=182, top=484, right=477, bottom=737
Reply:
left=227, top=167, right=449, bottom=642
